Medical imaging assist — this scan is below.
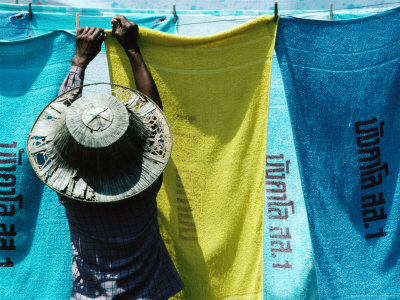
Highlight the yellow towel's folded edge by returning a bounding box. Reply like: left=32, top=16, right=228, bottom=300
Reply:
left=104, top=14, right=276, bottom=47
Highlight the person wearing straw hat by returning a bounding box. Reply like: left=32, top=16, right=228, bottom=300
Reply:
left=27, top=16, right=183, bottom=299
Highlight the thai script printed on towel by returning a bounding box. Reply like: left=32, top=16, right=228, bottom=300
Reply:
left=0, top=142, right=24, bottom=267
left=174, top=114, right=199, bottom=242
left=266, top=154, right=294, bottom=269
left=355, top=118, right=388, bottom=239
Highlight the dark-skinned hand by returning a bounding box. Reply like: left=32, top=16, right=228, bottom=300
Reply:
left=72, top=26, right=105, bottom=69
left=111, top=16, right=139, bottom=53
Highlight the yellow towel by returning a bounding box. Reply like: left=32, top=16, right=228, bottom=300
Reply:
left=105, top=15, right=277, bottom=300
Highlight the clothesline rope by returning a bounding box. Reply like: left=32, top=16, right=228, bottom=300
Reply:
left=1, top=1, right=399, bottom=16
left=0, top=2, right=399, bottom=32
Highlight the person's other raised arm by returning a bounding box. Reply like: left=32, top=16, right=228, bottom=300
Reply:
left=111, top=16, right=163, bottom=110
left=59, top=26, right=104, bottom=98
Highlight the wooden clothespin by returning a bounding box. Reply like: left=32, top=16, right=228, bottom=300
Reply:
left=329, top=3, right=333, bottom=20
left=75, top=13, right=80, bottom=32
left=274, top=2, right=278, bottom=22
left=173, top=5, right=177, bottom=23
left=28, top=3, right=33, bottom=20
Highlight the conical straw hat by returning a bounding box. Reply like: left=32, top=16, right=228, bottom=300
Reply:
left=27, top=83, right=172, bottom=202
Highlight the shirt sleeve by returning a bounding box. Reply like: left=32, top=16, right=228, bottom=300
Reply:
left=58, top=65, right=85, bottom=98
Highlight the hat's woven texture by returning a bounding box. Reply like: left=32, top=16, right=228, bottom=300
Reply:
left=27, top=83, right=172, bottom=202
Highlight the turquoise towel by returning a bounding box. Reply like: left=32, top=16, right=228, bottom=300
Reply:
left=276, top=8, right=400, bottom=299
left=0, top=4, right=176, bottom=36
left=30, top=12, right=175, bottom=53
left=0, top=31, right=75, bottom=299
left=264, top=11, right=378, bottom=300
left=0, top=11, right=31, bottom=41
left=31, top=12, right=176, bottom=36
left=264, top=55, right=318, bottom=300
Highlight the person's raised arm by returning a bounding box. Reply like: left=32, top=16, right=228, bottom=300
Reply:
left=57, top=26, right=105, bottom=203
left=111, top=16, right=163, bottom=110
left=59, top=26, right=104, bottom=98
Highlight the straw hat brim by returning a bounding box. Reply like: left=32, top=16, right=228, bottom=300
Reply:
left=27, top=83, right=172, bottom=203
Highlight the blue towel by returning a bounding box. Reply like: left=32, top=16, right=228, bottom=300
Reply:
left=0, top=11, right=31, bottom=41
left=276, top=8, right=400, bottom=299
left=264, top=55, right=318, bottom=300
left=0, top=31, right=75, bottom=299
